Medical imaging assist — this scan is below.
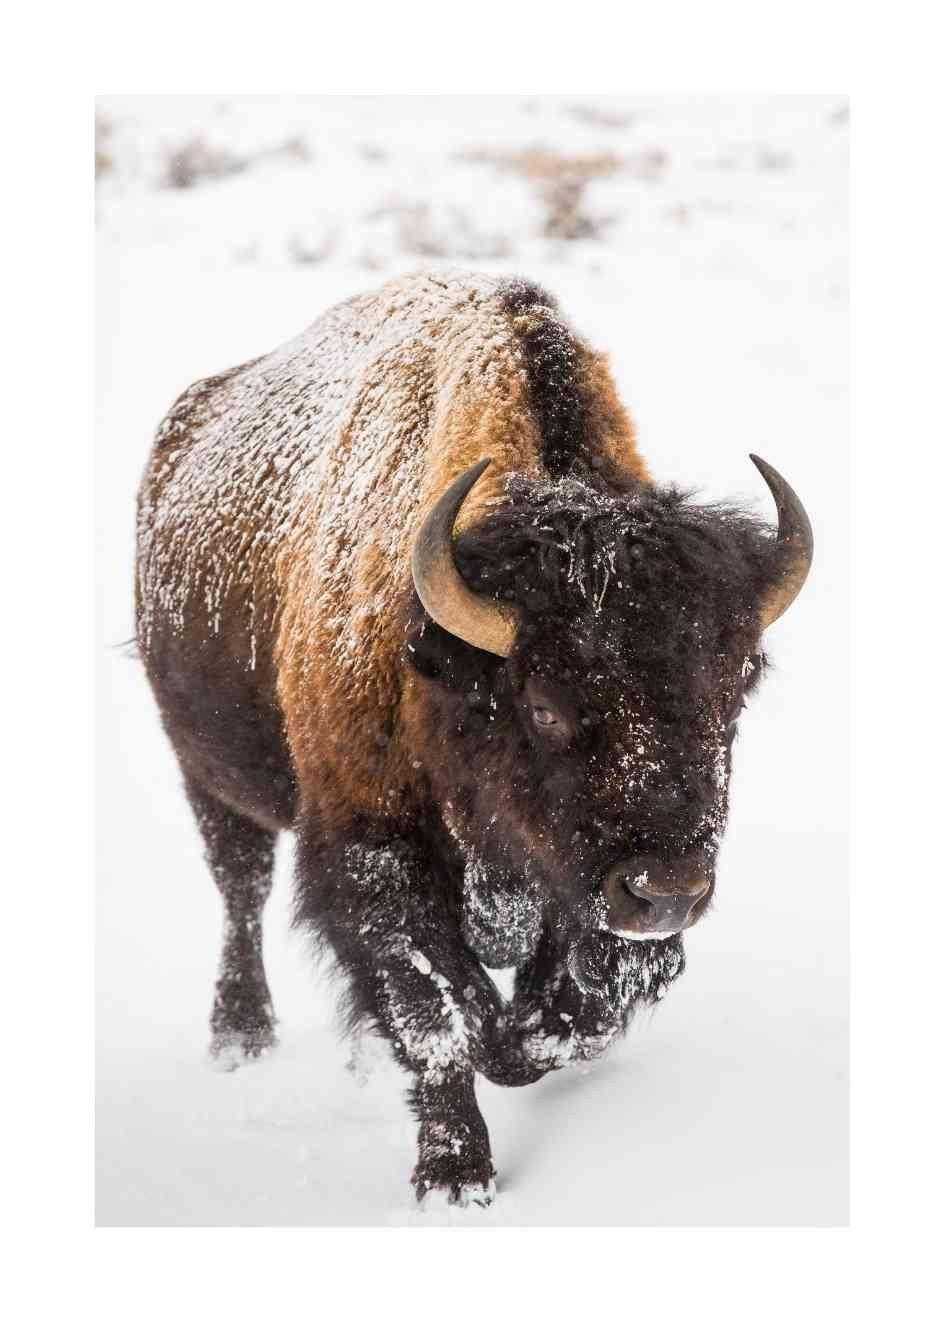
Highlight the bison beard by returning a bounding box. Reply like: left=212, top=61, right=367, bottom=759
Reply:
left=135, top=270, right=810, bottom=1208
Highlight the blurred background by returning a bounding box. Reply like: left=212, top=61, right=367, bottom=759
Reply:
left=96, top=96, right=848, bottom=1227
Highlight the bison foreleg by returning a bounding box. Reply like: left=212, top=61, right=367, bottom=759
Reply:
left=186, top=779, right=278, bottom=1067
left=295, top=829, right=513, bottom=1206
left=508, top=927, right=686, bottom=1075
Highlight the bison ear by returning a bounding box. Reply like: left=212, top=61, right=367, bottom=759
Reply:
left=405, top=618, right=501, bottom=690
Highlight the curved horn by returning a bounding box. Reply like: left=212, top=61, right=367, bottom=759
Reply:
left=411, top=458, right=520, bottom=659
left=750, top=453, right=813, bottom=629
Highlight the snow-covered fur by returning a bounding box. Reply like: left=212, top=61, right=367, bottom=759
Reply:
left=136, top=270, right=646, bottom=834
left=135, top=269, right=791, bottom=1205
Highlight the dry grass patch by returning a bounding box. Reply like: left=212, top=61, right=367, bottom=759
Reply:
left=458, top=144, right=667, bottom=240
left=95, top=114, right=113, bottom=180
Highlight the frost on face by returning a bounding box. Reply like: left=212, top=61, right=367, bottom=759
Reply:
left=511, top=894, right=686, bottom=1076
left=568, top=922, right=685, bottom=1009
left=516, top=933, right=686, bottom=1073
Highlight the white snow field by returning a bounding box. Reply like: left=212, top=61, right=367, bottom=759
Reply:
left=95, top=95, right=848, bottom=1226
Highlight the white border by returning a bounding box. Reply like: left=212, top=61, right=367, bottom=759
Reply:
left=5, top=0, right=941, bottom=1316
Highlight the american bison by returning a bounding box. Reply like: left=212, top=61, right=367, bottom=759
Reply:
left=135, top=270, right=811, bottom=1207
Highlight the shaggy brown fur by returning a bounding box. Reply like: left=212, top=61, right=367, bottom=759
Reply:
left=136, top=270, right=648, bottom=833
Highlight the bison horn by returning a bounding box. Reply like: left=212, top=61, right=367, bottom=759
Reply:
left=411, top=458, right=520, bottom=658
left=750, top=454, right=813, bottom=629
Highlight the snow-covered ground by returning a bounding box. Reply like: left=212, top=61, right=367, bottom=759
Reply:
left=95, top=95, right=848, bottom=1226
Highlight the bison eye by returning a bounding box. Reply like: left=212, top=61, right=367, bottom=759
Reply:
left=523, top=680, right=572, bottom=739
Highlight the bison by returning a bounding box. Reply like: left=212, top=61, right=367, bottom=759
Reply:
left=135, top=270, right=811, bottom=1208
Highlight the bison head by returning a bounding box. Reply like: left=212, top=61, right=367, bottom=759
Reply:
left=406, top=458, right=811, bottom=952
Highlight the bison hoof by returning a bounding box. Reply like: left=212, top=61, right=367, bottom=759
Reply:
left=417, top=1178, right=497, bottom=1211
left=208, top=1026, right=277, bottom=1071
left=413, top=1154, right=497, bottom=1209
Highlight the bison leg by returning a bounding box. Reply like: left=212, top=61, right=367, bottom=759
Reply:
left=186, top=779, right=278, bottom=1067
left=296, top=829, right=516, bottom=1206
left=508, top=927, right=686, bottom=1074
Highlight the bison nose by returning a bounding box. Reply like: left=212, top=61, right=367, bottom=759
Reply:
left=603, top=856, right=711, bottom=938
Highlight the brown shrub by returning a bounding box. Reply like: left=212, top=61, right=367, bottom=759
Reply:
left=161, top=137, right=250, bottom=189
left=95, top=114, right=113, bottom=180
left=458, top=145, right=624, bottom=182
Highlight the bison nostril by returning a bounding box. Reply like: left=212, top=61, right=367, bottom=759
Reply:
left=604, top=857, right=712, bottom=936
